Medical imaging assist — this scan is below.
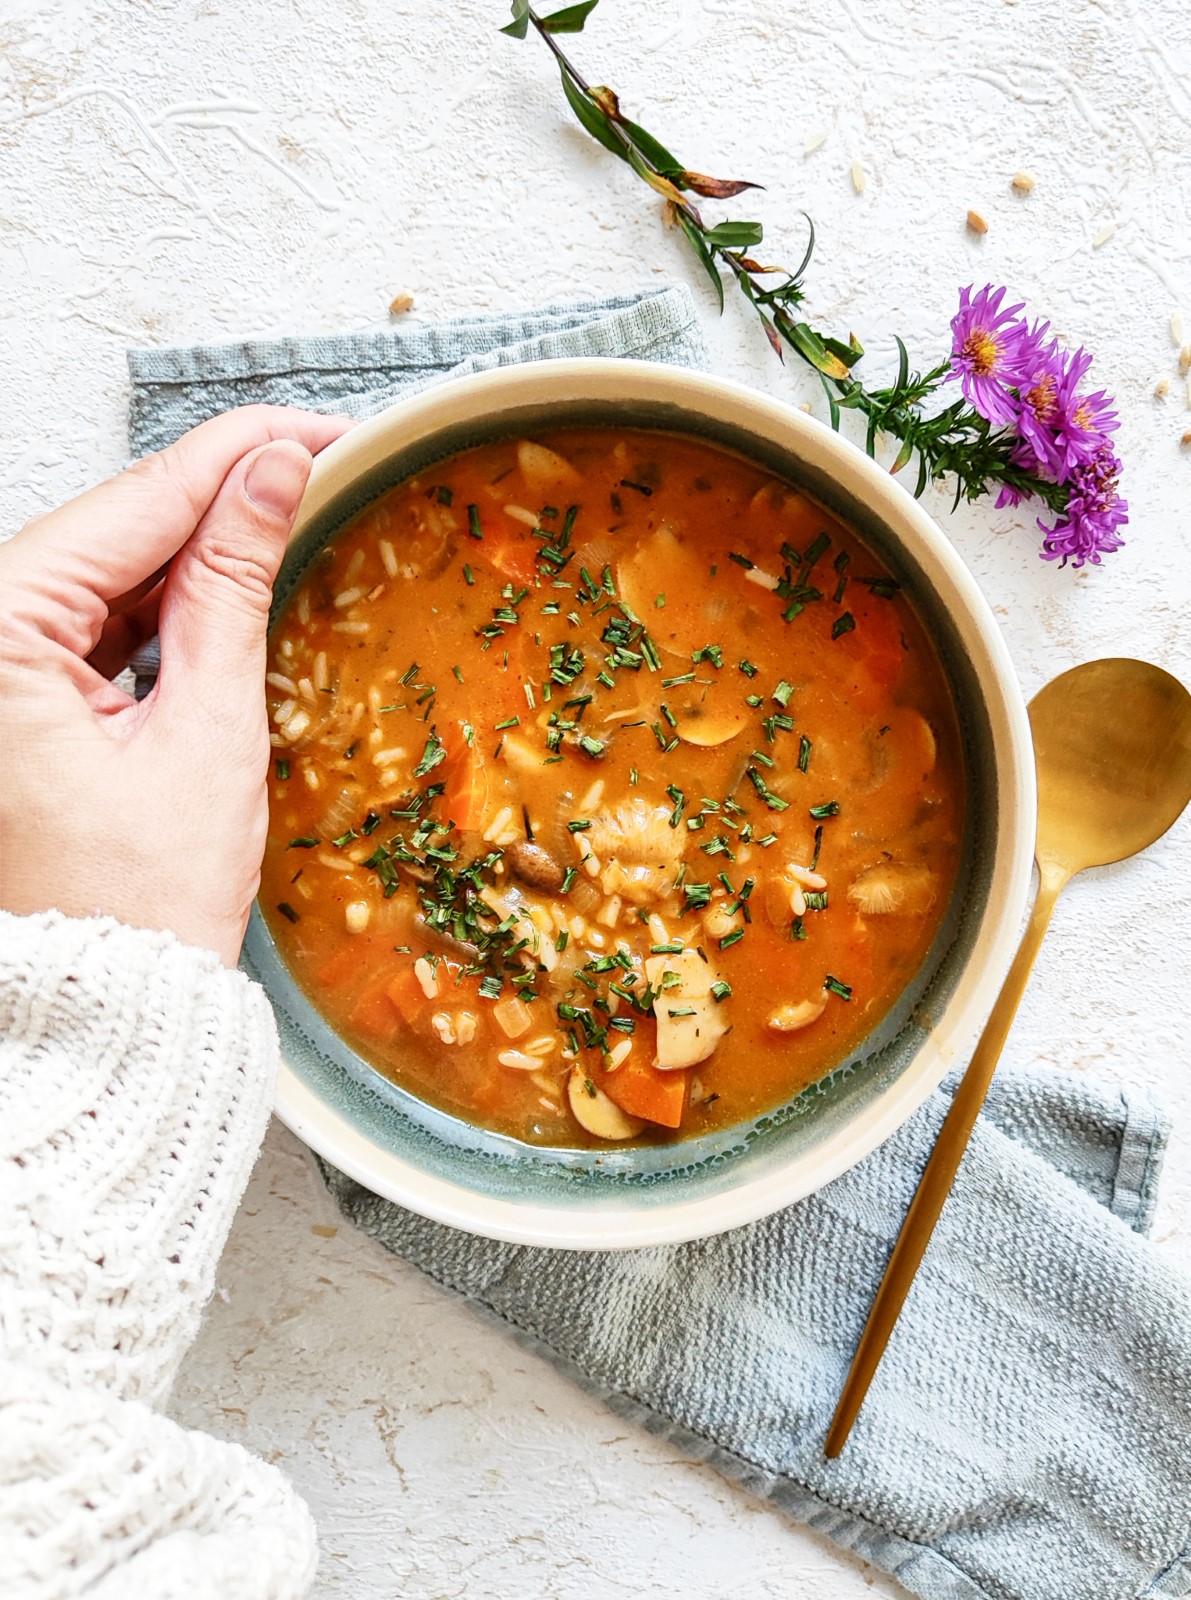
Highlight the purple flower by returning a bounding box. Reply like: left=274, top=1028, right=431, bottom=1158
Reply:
left=1038, top=444, right=1128, bottom=567
left=948, top=284, right=1032, bottom=427
left=1014, top=332, right=1068, bottom=477
left=1051, top=349, right=1119, bottom=475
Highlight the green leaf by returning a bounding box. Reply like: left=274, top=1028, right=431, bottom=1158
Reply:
left=777, top=314, right=850, bottom=380
left=561, top=69, right=627, bottom=159
left=894, top=334, right=909, bottom=392
left=821, top=336, right=864, bottom=371
left=678, top=212, right=724, bottom=312
left=703, top=220, right=764, bottom=249
left=541, top=0, right=601, bottom=32
left=500, top=0, right=530, bottom=37
left=618, top=114, right=683, bottom=176
left=890, top=437, right=914, bottom=474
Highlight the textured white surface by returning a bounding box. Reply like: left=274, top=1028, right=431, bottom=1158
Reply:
left=2, top=0, right=1189, bottom=1594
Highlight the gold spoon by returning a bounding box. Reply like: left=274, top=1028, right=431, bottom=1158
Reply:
left=825, top=657, right=1191, bottom=1458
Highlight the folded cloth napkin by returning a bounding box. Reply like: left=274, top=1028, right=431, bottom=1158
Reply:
left=128, top=287, right=1191, bottom=1600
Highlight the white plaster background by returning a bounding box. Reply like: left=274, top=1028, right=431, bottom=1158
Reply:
left=2, top=0, right=1190, bottom=1594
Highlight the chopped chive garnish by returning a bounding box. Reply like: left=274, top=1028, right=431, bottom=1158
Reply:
left=567, top=819, right=592, bottom=832
left=413, top=729, right=447, bottom=778
left=809, top=801, right=840, bottom=819
left=660, top=703, right=677, bottom=728
left=666, top=784, right=686, bottom=828
left=825, top=975, right=853, bottom=1000
left=331, top=830, right=358, bottom=848
left=361, top=810, right=382, bottom=835
left=400, top=662, right=420, bottom=686
left=467, top=504, right=483, bottom=540
left=738, top=659, right=758, bottom=678
left=462, top=564, right=475, bottom=585
left=832, top=612, right=856, bottom=640
left=691, top=643, right=724, bottom=667
left=494, top=716, right=520, bottom=731
left=811, top=824, right=824, bottom=870
left=746, top=693, right=763, bottom=708
left=746, top=767, right=790, bottom=811
left=640, top=633, right=662, bottom=671
left=287, top=836, right=318, bottom=849
left=728, top=552, right=754, bottom=569
left=655, top=593, right=666, bottom=608
left=276, top=901, right=300, bottom=922
left=452, top=664, right=464, bottom=684
left=710, top=980, right=732, bottom=1001
left=859, top=575, right=901, bottom=599
left=792, top=916, right=806, bottom=941
left=629, top=767, right=639, bottom=786
left=718, top=928, right=745, bottom=950
left=756, top=832, right=778, bottom=847
left=561, top=866, right=578, bottom=893
left=478, top=973, right=503, bottom=999
left=621, top=478, right=653, bottom=496
left=802, top=532, right=831, bottom=569
left=799, top=735, right=812, bottom=773
left=804, top=891, right=829, bottom=911
left=773, top=680, right=793, bottom=707
left=275, top=759, right=290, bottom=781
left=662, top=671, right=696, bottom=687
left=437, top=485, right=454, bottom=505
left=578, top=734, right=606, bottom=758
left=668, top=1006, right=697, bottom=1018
left=683, top=882, right=712, bottom=910
left=749, top=748, right=775, bottom=768
left=651, top=941, right=684, bottom=954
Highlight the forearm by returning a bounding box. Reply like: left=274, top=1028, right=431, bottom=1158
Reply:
left=0, top=909, right=277, bottom=1406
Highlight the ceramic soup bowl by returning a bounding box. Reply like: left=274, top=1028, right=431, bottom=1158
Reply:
left=243, top=358, right=1035, bottom=1249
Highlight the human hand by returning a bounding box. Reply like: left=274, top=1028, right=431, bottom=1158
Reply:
left=0, top=406, right=351, bottom=965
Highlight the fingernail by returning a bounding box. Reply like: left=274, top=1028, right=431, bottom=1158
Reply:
left=245, top=440, right=313, bottom=518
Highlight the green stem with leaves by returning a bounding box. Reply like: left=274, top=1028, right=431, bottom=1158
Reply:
left=501, top=0, right=1068, bottom=516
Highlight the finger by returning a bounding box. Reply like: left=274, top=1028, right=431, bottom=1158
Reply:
left=85, top=582, right=164, bottom=679
left=5, top=405, right=349, bottom=607
left=155, top=438, right=313, bottom=716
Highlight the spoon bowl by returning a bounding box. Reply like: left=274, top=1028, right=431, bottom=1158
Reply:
left=1031, top=657, right=1191, bottom=875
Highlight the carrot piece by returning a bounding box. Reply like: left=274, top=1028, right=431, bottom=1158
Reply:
left=349, top=982, right=399, bottom=1038
left=488, top=534, right=537, bottom=588
left=316, top=941, right=366, bottom=988
left=349, top=964, right=427, bottom=1038
left=438, top=720, right=490, bottom=831
left=386, top=965, right=427, bottom=1021
left=835, top=588, right=906, bottom=711
left=593, top=1056, right=689, bottom=1130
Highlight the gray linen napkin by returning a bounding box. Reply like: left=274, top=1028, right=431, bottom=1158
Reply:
left=128, top=286, right=1191, bottom=1600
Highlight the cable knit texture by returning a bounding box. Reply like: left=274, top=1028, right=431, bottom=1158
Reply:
left=0, top=911, right=317, bottom=1599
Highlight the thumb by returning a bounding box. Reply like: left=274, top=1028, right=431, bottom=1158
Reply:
left=155, top=438, right=313, bottom=714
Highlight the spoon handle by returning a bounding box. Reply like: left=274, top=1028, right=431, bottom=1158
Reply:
left=824, top=862, right=1068, bottom=1458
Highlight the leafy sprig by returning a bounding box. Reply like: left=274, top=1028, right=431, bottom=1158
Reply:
left=500, top=0, right=1067, bottom=516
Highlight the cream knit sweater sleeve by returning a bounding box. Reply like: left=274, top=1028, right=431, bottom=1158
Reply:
left=0, top=910, right=318, bottom=1600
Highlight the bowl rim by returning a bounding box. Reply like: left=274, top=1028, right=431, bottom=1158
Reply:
left=270, top=355, right=1036, bottom=1249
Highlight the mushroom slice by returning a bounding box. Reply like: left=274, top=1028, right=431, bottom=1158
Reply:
left=516, top=439, right=583, bottom=494
left=767, top=997, right=827, bottom=1033
left=673, top=691, right=750, bottom=748
left=645, top=950, right=729, bottom=1071
left=567, top=1069, right=644, bottom=1141
left=847, top=862, right=936, bottom=916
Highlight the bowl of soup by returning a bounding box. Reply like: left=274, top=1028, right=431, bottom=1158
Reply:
left=245, top=358, right=1034, bottom=1248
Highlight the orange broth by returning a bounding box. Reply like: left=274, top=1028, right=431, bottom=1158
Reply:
left=260, top=428, right=963, bottom=1147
